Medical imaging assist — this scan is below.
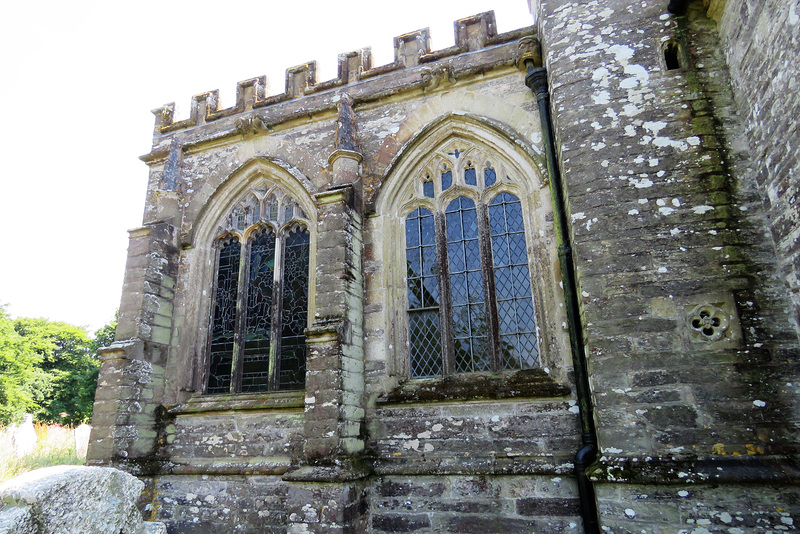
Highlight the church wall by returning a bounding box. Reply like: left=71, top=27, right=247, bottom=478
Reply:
left=87, top=3, right=800, bottom=532
left=717, top=0, right=800, bottom=340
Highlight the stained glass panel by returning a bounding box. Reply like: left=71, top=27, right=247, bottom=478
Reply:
left=489, top=192, right=539, bottom=369
left=266, top=194, right=279, bottom=223
left=241, top=228, right=276, bottom=392
left=278, top=227, right=310, bottom=390
left=445, top=197, right=489, bottom=373
left=207, top=238, right=240, bottom=394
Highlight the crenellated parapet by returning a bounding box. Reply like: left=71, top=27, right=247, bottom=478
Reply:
left=147, top=11, right=535, bottom=139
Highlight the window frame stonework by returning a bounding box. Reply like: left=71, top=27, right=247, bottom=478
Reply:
left=205, top=187, right=311, bottom=395
left=375, top=117, right=569, bottom=388
left=170, top=157, right=318, bottom=406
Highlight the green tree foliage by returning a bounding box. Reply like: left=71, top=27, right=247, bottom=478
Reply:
left=0, top=308, right=117, bottom=426
left=0, top=309, right=50, bottom=424
left=89, top=312, right=118, bottom=354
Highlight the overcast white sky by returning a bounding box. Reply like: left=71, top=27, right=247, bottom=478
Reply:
left=0, top=0, right=533, bottom=333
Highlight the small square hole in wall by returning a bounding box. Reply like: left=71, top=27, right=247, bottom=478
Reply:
left=664, top=40, right=682, bottom=71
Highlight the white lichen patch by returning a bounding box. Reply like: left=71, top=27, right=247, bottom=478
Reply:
left=692, top=205, right=715, bottom=214
left=403, top=439, right=420, bottom=451
left=643, top=121, right=668, bottom=136
left=593, top=91, right=612, bottom=105
left=629, top=177, right=654, bottom=189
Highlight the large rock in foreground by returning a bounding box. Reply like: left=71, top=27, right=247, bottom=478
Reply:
left=0, top=465, right=165, bottom=534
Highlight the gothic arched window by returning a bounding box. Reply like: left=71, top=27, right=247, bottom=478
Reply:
left=402, top=142, right=540, bottom=378
left=206, top=187, right=310, bottom=394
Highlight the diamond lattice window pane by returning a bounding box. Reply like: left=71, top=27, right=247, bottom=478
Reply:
left=409, top=310, right=443, bottom=378
left=489, top=193, right=539, bottom=370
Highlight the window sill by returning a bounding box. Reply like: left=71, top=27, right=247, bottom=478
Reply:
left=167, top=390, right=305, bottom=414
left=376, top=368, right=570, bottom=404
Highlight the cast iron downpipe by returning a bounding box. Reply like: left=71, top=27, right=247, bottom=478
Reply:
left=525, top=61, right=601, bottom=534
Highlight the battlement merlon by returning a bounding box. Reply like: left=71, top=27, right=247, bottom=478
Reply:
left=146, top=11, right=537, bottom=140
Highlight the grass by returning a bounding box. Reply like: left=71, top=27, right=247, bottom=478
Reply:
left=0, top=422, right=85, bottom=483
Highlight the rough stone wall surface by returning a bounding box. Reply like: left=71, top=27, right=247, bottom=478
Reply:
left=717, top=0, right=800, bottom=339
left=538, top=0, right=799, bottom=459
left=370, top=475, right=582, bottom=533
left=162, top=409, right=303, bottom=474
left=596, top=483, right=800, bottom=533
left=148, top=475, right=289, bottom=533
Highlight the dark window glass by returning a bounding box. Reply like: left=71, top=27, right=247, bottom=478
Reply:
left=207, top=238, right=241, bottom=394
left=207, top=211, right=309, bottom=394
left=423, top=179, right=434, bottom=199
left=279, top=228, right=310, bottom=390
left=241, top=228, right=276, bottom=392
left=446, top=197, right=489, bottom=373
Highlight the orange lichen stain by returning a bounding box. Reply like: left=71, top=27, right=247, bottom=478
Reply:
left=745, top=444, right=765, bottom=455
left=711, top=443, right=726, bottom=455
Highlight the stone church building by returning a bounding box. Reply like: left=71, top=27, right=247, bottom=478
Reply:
left=88, top=0, right=800, bottom=532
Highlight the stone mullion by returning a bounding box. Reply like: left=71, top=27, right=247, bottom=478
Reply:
left=230, top=236, right=250, bottom=393
left=435, top=211, right=455, bottom=375
left=477, top=201, right=502, bottom=372
left=268, top=232, right=285, bottom=391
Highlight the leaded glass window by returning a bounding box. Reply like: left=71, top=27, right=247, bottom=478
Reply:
left=404, top=148, right=540, bottom=378
left=206, top=188, right=310, bottom=394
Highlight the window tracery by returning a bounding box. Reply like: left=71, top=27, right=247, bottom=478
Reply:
left=401, top=140, right=540, bottom=378
left=206, top=184, right=310, bottom=394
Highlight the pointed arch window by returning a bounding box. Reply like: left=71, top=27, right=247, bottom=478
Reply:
left=404, top=144, right=540, bottom=378
left=206, top=187, right=310, bottom=394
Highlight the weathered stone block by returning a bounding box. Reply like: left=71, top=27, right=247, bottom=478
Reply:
left=0, top=466, right=164, bottom=534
